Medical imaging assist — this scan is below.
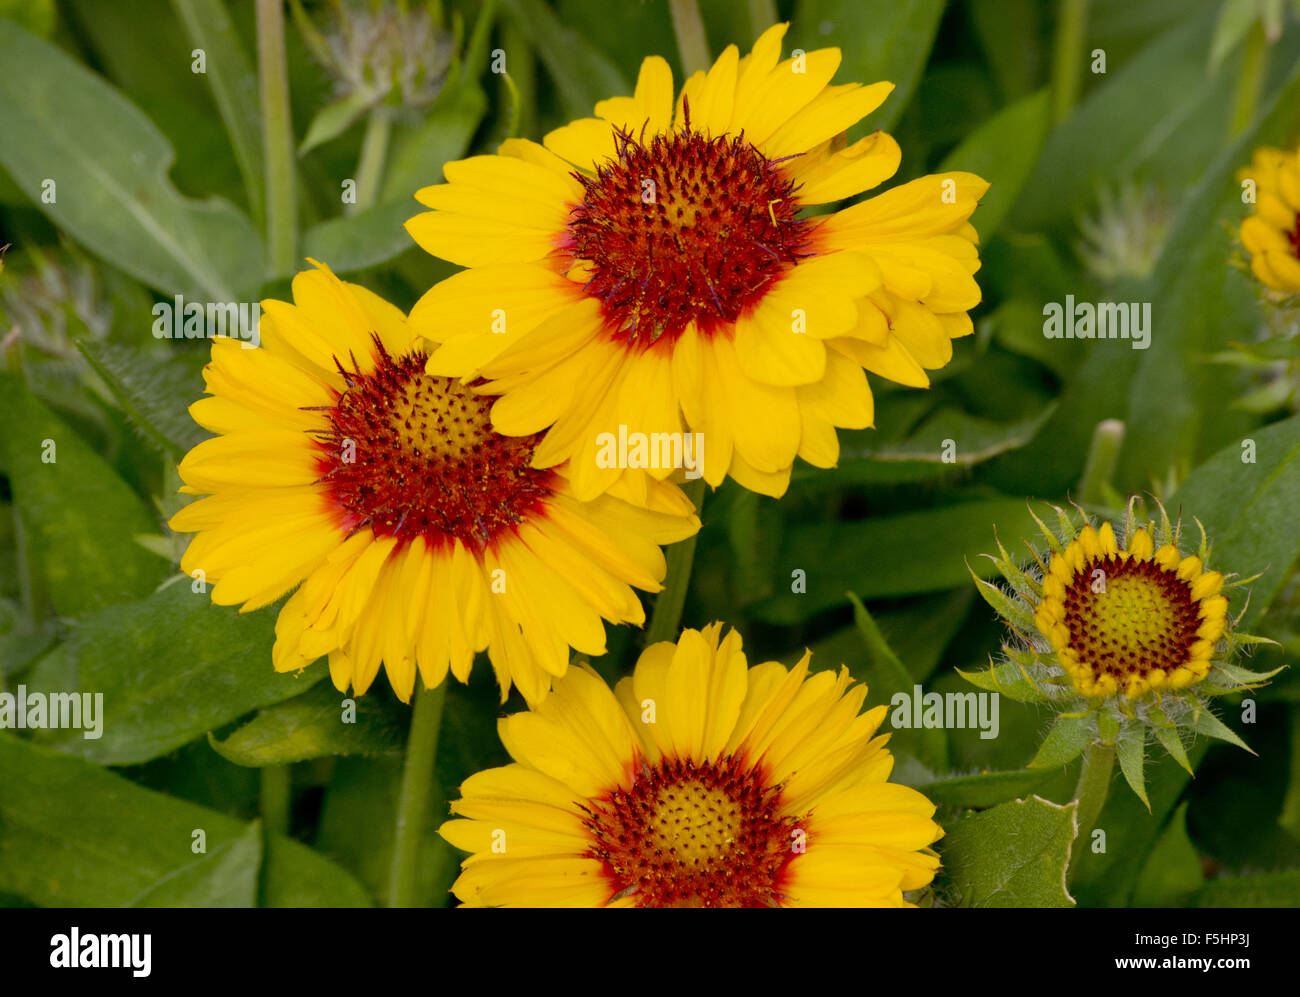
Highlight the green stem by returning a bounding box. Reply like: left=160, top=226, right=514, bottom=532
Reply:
left=257, top=0, right=297, bottom=275
left=645, top=478, right=705, bottom=645
left=1231, top=21, right=1269, bottom=137
left=388, top=682, right=447, bottom=908
left=172, top=0, right=266, bottom=224
left=1050, top=0, right=1089, bottom=124
left=668, top=0, right=711, bottom=77
left=259, top=765, right=292, bottom=836
left=1069, top=739, right=1115, bottom=878
left=1077, top=418, right=1124, bottom=508
left=349, top=109, right=392, bottom=215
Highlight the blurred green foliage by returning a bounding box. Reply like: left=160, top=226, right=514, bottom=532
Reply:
left=1, top=0, right=1299, bottom=908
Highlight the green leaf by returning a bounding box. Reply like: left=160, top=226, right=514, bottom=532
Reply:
left=0, top=733, right=371, bottom=907
left=1190, top=706, right=1254, bottom=753
left=940, top=796, right=1078, bottom=907
left=1152, top=717, right=1195, bottom=774
left=554, top=0, right=677, bottom=83
left=314, top=755, right=457, bottom=907
left=754, top=498, right=1042, bottom=622
left=1173, top=413, right=1300, bottom=628
left=790, top=0, right=945, bottom=134
left=65, top=0, right=245, bottom=203
left=811, top=404, right=1057, bottom=487
left=918, top=769, right=1058, bottom=809
left=846, top=592, right=915, bottom=701
left=127, top=820, right=261, bottom=907
left=802, top=590, right=974, bottom=692
left=939, top=89, right=1051, bottom=241
left=956, top=659, right=1048, bottom=704
left=847, top=592, right=945, bottom=769
left=170, top=0, right=265, bottom=220
left=303, top=199, right=422, bottom=275
left=1116, top=730, right=1150, bottom=809
left=1194, top=868, right=1300, bottom=907
left=1131, top=803, right=1204, bottom=907
left=1209, top=0, right=1261, bottom=69
left=969, top=570, right=1035, bottom=635
left=382, top=82, right=488, bottom=202
left=209, top=681, right=406, bottom=767
left=0, top=21, right=264, bottom=300
left=871, top=588, right=975, bottom=684
left=502, top=0, right=627, bottom=122
left=27, top=581, right=322, bottom=765
left=1029, top=714, right=1094, bottom=769
left=0, top=371, right=165, bottom=616
left=1011, top=7, right=1228, bottom=231
left=968, top=0, right=1044, bottom=101
left=299, top=92, right=373, bottom=156
left=76, top=340, right=208, bottom=456
left=1118, top=59, right=1300, bottom=491
left=301, top=83, right=486, bottom=274
left=0, top=0, right=55, bottom=35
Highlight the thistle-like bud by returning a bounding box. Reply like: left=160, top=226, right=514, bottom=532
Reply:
left=297, top=0, right=456, bottom=116
left=1076, top=182, right=1171, bottom=285
left=961, top=498, right=1282, bottom=807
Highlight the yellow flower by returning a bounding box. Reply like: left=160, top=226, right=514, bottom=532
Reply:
left=440, top=623, right=942, bottom=907
left=405, top=23, right=988, bottom=499
left=169, top=261, right=699, bottom=704
left=1033, top=521, right=1227, bottom=699
left=1238, top=141, right=1300, bottom=294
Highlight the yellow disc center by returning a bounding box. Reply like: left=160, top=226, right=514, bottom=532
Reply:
left=646, top=779, right=743, bottom=866
left=1084, top=573, right=1181, bottom=657
left=1062, top=555, right=1200, bottom=681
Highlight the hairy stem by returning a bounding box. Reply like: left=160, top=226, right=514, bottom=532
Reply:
left=645, top=478, right=705, bottom=645
left=388, top=682, right=447, bottom=907
left=257, top=0, right=297, bottom=275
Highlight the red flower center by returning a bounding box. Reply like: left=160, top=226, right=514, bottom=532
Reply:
left=1063, top=555, right=1204, bottom=682
left=565, top=112, right=813, bottom=351
left=582, top=754, right=800, bottom=908
left=313, top=336, right=555, bottom=552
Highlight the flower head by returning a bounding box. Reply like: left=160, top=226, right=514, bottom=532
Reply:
left=1238, top=140, right=1300, bottom=296
left=1035, top=517, right=1227, bottom=699
left=440, top=623, right=942, bottom=907
left=405, top=23, right=988, bottom=499
left=169, top=261, right=698, bottom=704
left=962, top=499, right=1280, bottom=804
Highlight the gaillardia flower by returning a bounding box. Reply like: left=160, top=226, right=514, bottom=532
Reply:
left=1238, top=140, right=1300, bottom=295
left=962, top=500, right=1279, bottom=806
left=169, top=261, right=699, bottom=704
left=405, top=23, right=988, bottom=499
left=440, top=623, right=942, bottom=907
